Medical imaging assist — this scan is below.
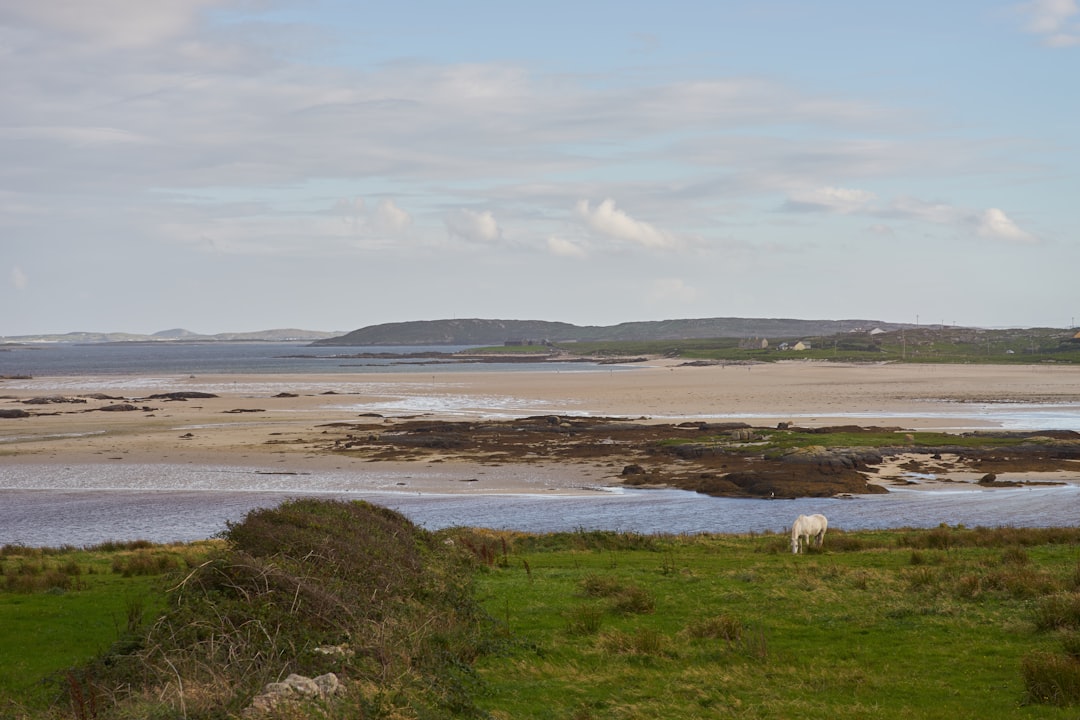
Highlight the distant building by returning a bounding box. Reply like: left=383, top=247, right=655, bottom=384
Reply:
left=738, top=337, right=769, bottom=350
left=792, top=341, right=811, bottom=351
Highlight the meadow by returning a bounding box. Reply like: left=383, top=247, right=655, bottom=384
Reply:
left=465, top=526, right=1080, bottom=719
left=3, top=502, right=1080, bottom=718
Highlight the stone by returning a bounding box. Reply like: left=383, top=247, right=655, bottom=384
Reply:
left=242, top=672, right=343, bottom=718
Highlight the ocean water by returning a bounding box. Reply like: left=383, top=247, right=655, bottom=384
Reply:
left=1, top=342, right=1078, bottom=545
left=0, top=341, right=620, bottom=377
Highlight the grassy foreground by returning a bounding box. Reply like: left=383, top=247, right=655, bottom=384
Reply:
left=465, top=527, right=1080, bottom=719
left=3, top=502, right=1080, bottom=718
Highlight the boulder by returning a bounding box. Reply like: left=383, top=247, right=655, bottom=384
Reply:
left=243, top=673, right=343, bottom=717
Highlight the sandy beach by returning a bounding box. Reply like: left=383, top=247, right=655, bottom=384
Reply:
left=3, top=360, right=1080, bottom=494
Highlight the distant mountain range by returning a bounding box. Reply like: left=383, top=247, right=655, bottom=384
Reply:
left=1, top=328, right=340, bottom=344
left=313, top=317, right=916, bottom=346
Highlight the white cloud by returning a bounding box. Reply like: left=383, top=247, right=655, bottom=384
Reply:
left=976, top=208, right=1037, bottom=243
left=546, top=236, right=587, bottom=258
left=371, top=199, right=412, bottom=235
left=648, top=278, right=701, bottom=304
left=0, top=0, right=219, bottom=49
left=1018, top=0, right=1080, bottom=47
left=10, top=266, right=28, bottom=290
left=887, top=196, right=968, bottom=225
left=445, top=209, right=501, bottom=243
left=783, top=186, right=878, bottom=214
left=888, top=197, right=1038, bottom=243
left=576, top=198, right=677, bottom=250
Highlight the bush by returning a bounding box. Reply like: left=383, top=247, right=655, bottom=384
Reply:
left=580, top=574, right=624, bottom=598
left=1034, top=593, right=1080, bottom=631
left=71, top=499, right=498, bottom=718
left=610, top=585, right=656, bottom=615
left=598, top=628, right=671, bottom=657
left=565, top=604, right=604, bottom=635
left=683, top=614, right=743, bottom=643
left=1023, top=651, right=1080, bottom=706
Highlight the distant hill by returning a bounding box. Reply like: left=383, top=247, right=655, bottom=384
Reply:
left=1, top=328, right=339, bottom=344
left=313, top=317, right=913, bottom=346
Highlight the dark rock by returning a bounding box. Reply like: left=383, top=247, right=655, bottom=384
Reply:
left=21, top=395, right=86, bottom=405
left=700, top=422, right=753, bottom=431
left=99, top=403, right=138, bottom=412
left=697, top=467, right=886, bottom=499
left=0, top=408, right=30, bottom=418
left=622, top=464, right=646, bottom=476
left=146, top=391, right=219, bottom=400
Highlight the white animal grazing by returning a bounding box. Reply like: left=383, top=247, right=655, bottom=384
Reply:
left=790, top=514, right=828, bottom=554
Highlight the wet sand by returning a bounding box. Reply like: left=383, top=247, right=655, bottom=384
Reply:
left=3, top=360, right=1080, bottom=494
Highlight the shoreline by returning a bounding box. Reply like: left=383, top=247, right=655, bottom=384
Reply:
left=3, top=360, right=1080, bottom=496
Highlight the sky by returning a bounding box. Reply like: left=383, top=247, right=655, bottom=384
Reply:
left=2, top=0, right=1078, bottom=335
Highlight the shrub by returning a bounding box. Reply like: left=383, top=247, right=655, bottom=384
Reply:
left=111, top=550, right=179, bottom=577
left=683, top=614, right=743, bottom=643
left=1034, top=593, right=1080, bottom=631
left=598, top=628, right=671, bottom=657
left=580, top=574, right=624, bottom=598
left=71, top=499, right=498, bottom=718
left=1022, top=651, right=1080, bottom=706
left=1001, top=546, right=1031, bottom=566
left=609, top=585, right=656, bottom=615
left=565, top=604, right=604, bottom=636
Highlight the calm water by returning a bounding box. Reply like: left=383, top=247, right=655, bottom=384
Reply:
left=1, top=342, right=1078, bottom=545
left=0, top=464, right=1077, bottom=546
left=0, top=341, right=618, bottom=376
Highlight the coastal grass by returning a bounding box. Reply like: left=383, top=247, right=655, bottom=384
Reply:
left=654, top=427, right=1033, bottom=452
left=6, top=521, right=1080, bottom=717
left=468, top=527, right=1080, bottom=719
left=0, top=541, right=215, bottom=712
left=30, top=499, right=497, bottom=719
left=532, top=326, right=1080, bottom=364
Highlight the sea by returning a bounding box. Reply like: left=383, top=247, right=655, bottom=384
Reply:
left=1, top=341, right=1078, bottom=546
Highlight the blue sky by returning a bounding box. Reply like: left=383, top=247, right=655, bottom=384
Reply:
left=2, top=0, right=1077, bottom=335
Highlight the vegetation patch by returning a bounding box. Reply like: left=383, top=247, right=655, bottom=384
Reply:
left=7, top=521, right=1080, bottom=718
left=42, top=500, right=499, bottom=719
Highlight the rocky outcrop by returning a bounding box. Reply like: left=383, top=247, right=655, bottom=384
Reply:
left=0, top=408, right=30, bottom=418
left=690, top=466, right=887, bottom=499
left=146, top=391, right=219, bottom=400
left=243, top=672, right=343, bottom=717
left=98, top=403, right=139, bottom=412
left=779, top=445, right=884, bottom=470
left=21, top=395, right=87, bottom=405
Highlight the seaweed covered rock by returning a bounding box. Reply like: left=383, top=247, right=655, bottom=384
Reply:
left=691, top=466, right=886, bottom=499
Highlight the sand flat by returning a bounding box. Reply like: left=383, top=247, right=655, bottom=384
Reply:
left=3, top=360, right=1080, bottom=493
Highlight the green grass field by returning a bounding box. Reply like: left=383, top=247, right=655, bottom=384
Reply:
left=467, top=527, right=1080, bottom=719
left=4, top=513, right=1080, bottom=718
left=0, top=541, right=215, bottom=713
left=466, top=326, right=1080, bottom=365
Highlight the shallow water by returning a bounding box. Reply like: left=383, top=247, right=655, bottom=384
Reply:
left=1, top=464, right=1076, bottom=546
left=3, top=343, right=1079, bottom=545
